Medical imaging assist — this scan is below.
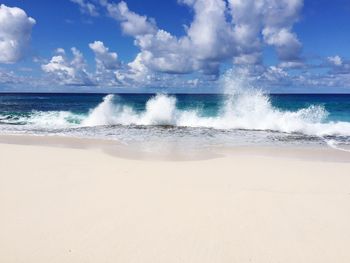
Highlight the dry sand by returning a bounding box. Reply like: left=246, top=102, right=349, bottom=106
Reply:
left=1, top=136, right=350, bottom=263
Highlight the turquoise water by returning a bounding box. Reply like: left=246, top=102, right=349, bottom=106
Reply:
left=0, top=93, right=350, bottom=150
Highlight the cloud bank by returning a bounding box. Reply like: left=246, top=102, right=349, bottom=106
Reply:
left=3, top=1, right=350, bottom=92
left=97, top=0, right=303, bottom=79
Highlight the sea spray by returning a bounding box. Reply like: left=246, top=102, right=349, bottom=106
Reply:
left=140, top=94, right=177, bottom=125
left=210, top=69, right=330, bottom=133
left=2, top=71, right=350, bottom=139
left=55, top=75, right=350, bottom=137
left=82, top=94, right=178, bottom=126
left=78, top=87, right=348, bottom=137
left=83, top=95, right=118, bottom=126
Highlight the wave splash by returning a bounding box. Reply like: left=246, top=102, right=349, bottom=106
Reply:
left=2, top=70, right=350, bottom=138
left=82, top=94, right=178, bottom=127
left=79, top=72, right=350, bottom=137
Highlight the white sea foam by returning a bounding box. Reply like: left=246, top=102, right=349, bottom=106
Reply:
left=3, top=71, right=350, bottom=139
left=25, top=111, right=84, bottom=127
left=82, top=93, right=178, bottom=126
left=76, top=71, right=350, bottom=137
left=0, top=111, right=83, bottom=127
left=326, top=140, right=350, bottom=152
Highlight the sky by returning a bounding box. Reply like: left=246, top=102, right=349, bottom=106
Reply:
left=1, top=0, right=350, bottom=93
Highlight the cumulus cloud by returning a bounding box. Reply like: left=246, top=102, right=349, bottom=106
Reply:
left=40, top=42, right=206, bottom=89
left=261, top=0, right=303, bottom=62
left=89, top=40, right=122, bottom=85
left=0, top=4, right=36, bottom=64
left=228, top=0, right=303, bottom=64
left=92, top=0, right=304, bottom=81
left=262, top=66, right=290, bottom=86
left=70, top=0, right=99, bottom=16
left=41, top=47, right=94, bottom=86
left=263, top=28, right=302, bottom=61
left=122, top=52, right=153, bottom=83
left=42, top=42, right=124, bottom=87
left=101, top=0, right=157, bottom=36
left=325, top=55, right=350, bottom=75
left=97, top=0, right=234, bottom=77
left=328, top=55, right=343, bottom=66
left=228, top=0, right=264, bottom=64
left=182, top=0, right=235, bottom=62
left=4, top=0, right=350, bottom=91
left=89, top=41, right=120, bottom=70
left=55, top=48, right=66, bottom=55
left=60, top=0, right=350, bottom=91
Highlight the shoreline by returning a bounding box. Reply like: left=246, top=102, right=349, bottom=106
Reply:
left=0, top=133, right=349, bottom=162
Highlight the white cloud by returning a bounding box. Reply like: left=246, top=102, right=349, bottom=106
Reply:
left=55, top=48, right=66, bottom=55
left=262, top=66, right=289, bottom=85
left=3, top=0, right=349, bottom=92
left=41, top=47, right=94, bottom=86
left=89, top=40, right=121, bottom=85
left=42, top=42, right=123, bottom=87
left=234, top=53, right=262, bottom=65
left=0, top=4, right=36, bottom=64
left=100, top=0, right=156, bottom=36
left=262, top=28, right=302, bottom=61
left=229, top=0, right=303, bottom=63
left=124, top=52, right=153, bottom=82
left=328, top=55, right=343, bottom=66
left=279, top=61, right=305, bottom=69
left=182, top=0, right=235, bottom=61
left=94, top=0, right=304, bottom=80
left=325, top=56, right=350, bottom=75
left=228, top=0, right=264, bottom=64
left=70, top=0, right=99, bottom=16
left=99, top=0, right=236, bottom=76
left=89, top=41, right=120, bottom=70
left=45, top=0, right=350, bottom=91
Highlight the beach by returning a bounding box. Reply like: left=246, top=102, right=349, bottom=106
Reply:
left=1, top=135, right=350, bottom=263
left=2, top=0, right=350, bottom=262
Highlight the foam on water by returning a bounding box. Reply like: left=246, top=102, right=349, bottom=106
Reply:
left=0, top=111, right=84, bottom=127
left=326, top=140, right=350, bottom=153
left=75, top=71, right=350, bottom=138
left=82, top=94, right=178, bottom=126
left=1, top=70, right=350, bottom=146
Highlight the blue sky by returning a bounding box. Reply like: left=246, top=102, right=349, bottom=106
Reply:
left=1, top=0, right=350, bottom=93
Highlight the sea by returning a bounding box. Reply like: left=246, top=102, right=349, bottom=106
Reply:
left=1, top=91, right=350, bottom=152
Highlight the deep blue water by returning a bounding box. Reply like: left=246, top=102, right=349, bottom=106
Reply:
left=0, top=93, right=350, bottom=150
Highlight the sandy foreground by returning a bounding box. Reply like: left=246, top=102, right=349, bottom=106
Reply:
left=1, top=136, right=350, bottom=263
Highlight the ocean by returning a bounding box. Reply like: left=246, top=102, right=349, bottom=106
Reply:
left=1, top=92, right=350, bottom=152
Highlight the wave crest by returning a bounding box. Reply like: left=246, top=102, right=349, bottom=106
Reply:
left=78, top=70, right=350, bottom=137
left=77, top=91, right=350, bottom=138
left=2, top=71, right=350, bottom=138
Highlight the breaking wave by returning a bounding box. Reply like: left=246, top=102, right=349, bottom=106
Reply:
left=79, top=72, right=350, bottom=137
left=0, top=111, right=84, bottom=128
left=78, top=94, right=350, bottom=137
left=2, top=71, right=350, bottom=139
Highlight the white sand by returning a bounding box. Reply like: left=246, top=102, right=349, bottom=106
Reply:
left=1, top=137, right=350, bottom=263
